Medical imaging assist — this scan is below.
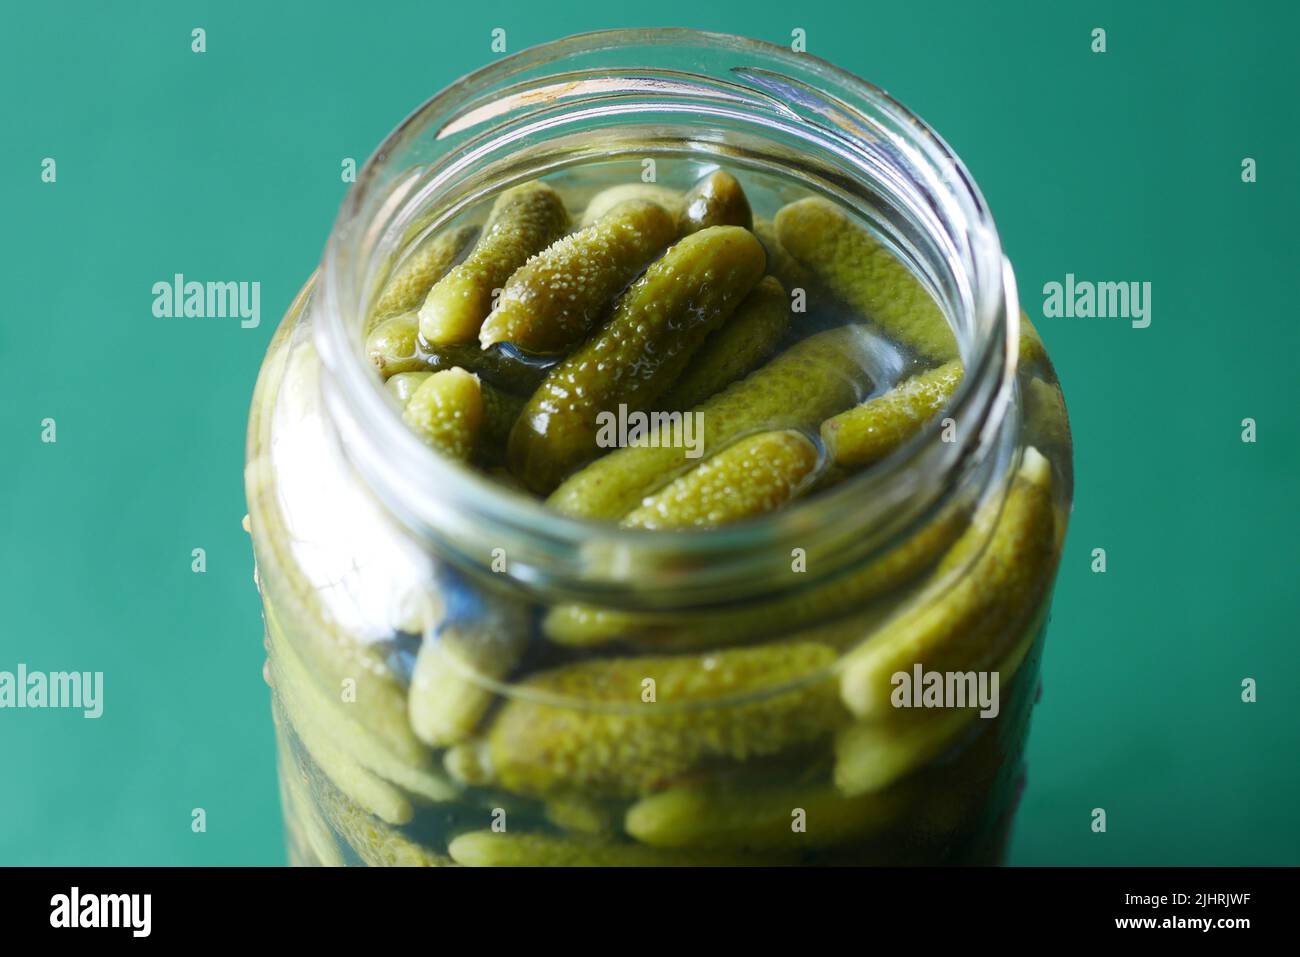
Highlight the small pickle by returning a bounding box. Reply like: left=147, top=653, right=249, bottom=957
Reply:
left=543, top=793, right=621, bottom=836
left=384, top=371, right=432, bottom=405
left=402, top=368, right=483, bottom=461
left=454, top=641, right=846, bottom=798
left=821, top=359, right=964, bottom=469
left=838, top=447, right=1057, bottom=720
left=676, top=170, right=753, bottom=235
left=479, top=199, right=676, bottom=353
left=621, top=430, right=819, bottom=530
left=419, top=181, right=569, bottom=345
left=366, top=312, right=428, bottom=377
left=625, top=777, right=907, bottom=851
left=775, top=196, right=958, bottom=363
left=579, top=183, right=684, bottom=228
left=658, top=276, right=790, bottom=411
left=508, top=225, right=767, bottom=493
left=447, top=831, right=758, bottom=867
left=365, top=312, right=550, bottom=392
left=547, top=325, right=870, bottom=520
left=408, top=596, right=529, bottom=748
left=367, top=224, right=478, bottom=333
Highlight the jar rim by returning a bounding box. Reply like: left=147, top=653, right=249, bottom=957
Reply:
left=314, top=28, right=1019, bottom=604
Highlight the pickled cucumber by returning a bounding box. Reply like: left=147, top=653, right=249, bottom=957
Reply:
left=384, top=370, right=432, bottom=405
left=477, top=380, right=526, bottom=467
left=447, top=830, right=756, bottom=867
left=547, top=325, right=871, bottom=519
left=775, top=196, right=958, bottom=363
left=455, top=641, right=846, bottom=798
left=368, top=223, right=477, bottom=333
left=657, top=276, right=789, bottom=410
left=318, top=784, right=456, bottom=866
left=622, top=430, right=818, bottom=529
left=479, top=199, right=676, bottom=353
left=838, top=447, right=1057, bottom=720
left=419, top=181, right=569, bottom=345
left=408, top=595, right=529, bottom=748
left=579, top=183, right=684, bottom=228
left=625, top=777, right=907, bottom=851
left=821, top=360, right=964, bottom=469
left=508, top=226, right=767, bottom=493
left=365, top=311, right=549, bottom=392
left=677, top=170, right=753, bottom=235
left=402, top=368, right=482, bottom=461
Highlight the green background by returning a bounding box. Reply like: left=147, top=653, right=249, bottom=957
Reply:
left=2, top=0, right=1296, bottom=866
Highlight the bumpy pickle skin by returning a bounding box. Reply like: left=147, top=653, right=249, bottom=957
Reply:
left=455, top=641, right=846, bottom=798
left=775, top=196, right=958, bottom=363
left=547, top=325, right=871, bottom=520
left=579, top=182, right=684, bottom=228
left=625, top=777, right=907, bottom=851
left=676, top=170, right=753, bottom=235
left=479, top=200, right=676, bottom=353
left=402, top=368, right=483, bottom=461
left=658, top=276, right=790, bottom=410
left=621, top=430, right=819, bottom=530
left=838, top=447, right=1058, bottom=721
left=447, top=830, right=760, bottom=866
left=367, top=224, right=478, bottom=334
left=419, top=181, right=570, bottom=345
left=318, top=784, right=456, bottom=867
left=821, top=359, right=964, bottom=469
left=366, top=312, right=429, bottom=377
left=508, top=225, right=767, bottom=493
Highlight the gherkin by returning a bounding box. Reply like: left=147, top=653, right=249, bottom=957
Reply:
left=579, top=182, right=684, bottom=228
left=367, top=223, right=477, bottom=333
left=384, top=370, right=432, bottom=406
left=658, top=276, right=790, bottom=411
left=419, top=181, right=569, bottom=345
left=621, top=430, right=818, bottom=530
left=447, top=830, right=760, bottom=867
left=451, top=641, right=846, bottom=798
left=625, top=776, right=907, bottom=850
left=402, top=368, right=482, bottom=461
left=508, top=225, right=766, bottom=493
left=479, top=199, right=676, bottom=353
left=775, top=196, right=958, bottom=363
left=547, top=325, right=871, bottom=520
left=821, top=359, right=964, bottom=469
left=676, top=170, right=753, bottom=235
left=838, top=447, right=1057, bottom=721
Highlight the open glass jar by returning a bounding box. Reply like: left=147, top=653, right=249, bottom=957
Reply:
left=246, top=29, right=1072, bottom=866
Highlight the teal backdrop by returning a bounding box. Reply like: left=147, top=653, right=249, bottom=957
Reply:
left=1, top=0, right=1296, bottom=865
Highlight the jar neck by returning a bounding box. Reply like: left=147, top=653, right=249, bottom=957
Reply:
left=312, top=30, right=1019, bottom=608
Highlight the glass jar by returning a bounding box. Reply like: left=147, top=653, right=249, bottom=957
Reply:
left=246, top=29, right=1072, bottom=866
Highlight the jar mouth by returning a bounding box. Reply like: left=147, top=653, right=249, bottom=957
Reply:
left=315, top=29, right=1018, bottom=607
